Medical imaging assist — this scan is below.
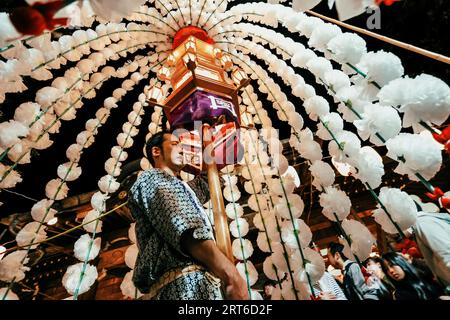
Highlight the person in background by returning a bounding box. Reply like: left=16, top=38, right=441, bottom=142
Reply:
left=381, top=252, right=441, bottom=300
left=262, top=280, right=276, bottom=300
left=327, top=242, right=379, bottom=300
left=312, top=271, right=347, bottom=300
left=405, top=208, right=450, bottom=288
left=364, top=256, right=394, bottom=300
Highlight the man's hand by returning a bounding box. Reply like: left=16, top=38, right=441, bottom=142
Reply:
left=224, top=272, right=249, bottom=300
left=183, top=237, right=249, bottom=300
left=319, top=291, right=337, bottom=300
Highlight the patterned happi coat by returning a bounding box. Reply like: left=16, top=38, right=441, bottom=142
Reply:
left=128, top=168, right=223, bottom=300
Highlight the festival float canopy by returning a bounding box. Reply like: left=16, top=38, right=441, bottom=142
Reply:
left=0, top=0, right=449, bottom=300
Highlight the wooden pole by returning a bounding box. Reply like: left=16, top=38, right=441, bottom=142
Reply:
left=306, top=10, right=450, bottom=65
left=202, top=124, right=234, bottom=262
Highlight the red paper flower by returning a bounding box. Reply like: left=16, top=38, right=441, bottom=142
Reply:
left=440, top=197, right=450, bottom=209
left=10, top=1, right=68, bottom=36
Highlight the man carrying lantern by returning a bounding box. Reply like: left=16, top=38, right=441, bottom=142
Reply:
left=128, top=130, right=248, bottom=300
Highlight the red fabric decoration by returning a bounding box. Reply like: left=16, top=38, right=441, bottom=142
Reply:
left=10, top=1, right=68, bottom=36
left=310, top=294, right=320, bottom=300
left=445, top=141, right=450, bottom=155
left=376, top=0, right=400, bottom=5
left=172, top=26, right=215, bottom=49
left=440, top=197, right=450, bottom=209
left=396, top=239, right=422, bottom=259
left=432, top=125, right=450, bottom=144
left=425, top=187, right=445, bottom=201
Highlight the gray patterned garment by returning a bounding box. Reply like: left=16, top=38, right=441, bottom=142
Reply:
left=128, top=168, right=223, bottom=300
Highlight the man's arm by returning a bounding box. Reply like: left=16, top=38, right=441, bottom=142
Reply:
left=182, top=235, right=249, bottom=300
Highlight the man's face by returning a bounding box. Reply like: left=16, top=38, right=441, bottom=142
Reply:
left=161, top=133, right=183, bottom=169
left=327, top=251, right=339, bottom=269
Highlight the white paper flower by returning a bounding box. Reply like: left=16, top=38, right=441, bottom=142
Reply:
left=296, top=247, right=326, bottom=284
left=306, top=57, right=333, bottom=79
left=319, top=186, right=352, bottom=222
left=356, top=50, right=404, bottom=87
left=120, top=270, right=143, bottom=299
left=223, top=185, right=241, bottom=202
left=281, top=219, right=312, bottom=250
left=117, top=133, right=134, bottom=149
left=327, top=33, right=367, bottom=65
left=310, top=160, right=335, bottom=191
left=98, top=174, right=120, bottom=193
left=352, top=146, right=384, bottom=189
left=125, top=244, right=138, bottom=269
left=297, top=130, right=322, bottom=161
left=274, top=194, right=304, bottom=220
left=66, top=144, right=83, bottom=162
left=16, top=222, right=47, bottom=250
left=236, top=260, right=258, bottom=286
left=308, top=23, right=342, bottom=51
left=45, top=178, right=69, bottom=200
left=341, top=219, right=375, bottom=261
left=324, top=70, right=351, bottom=92
left=0, top=251, right=30, bottom=282
left=90, top=0, right=147, bottom=22
left=31, top=199, right=56, bottom=223
left=304, top=96, right=330, bottom=121
left=316, top=112, right=344, bottom=141
left=378, top=74, right=450, bottom=131
left=386, top=133, right=442, bottom=181
left=0, top=164, right=23, bottom=189
left=0, top=120, right=29, bottom=149
left=14, top=102, right=41, bottom=126
left=230, top=218, right=249, bottom=238
left=62, top=262, right=98, bottom=295
left=372, top=187, right=418, bottom=234
left=232, top=238, right=253, bottom=260
left=7, top=140, right=32, bottom=164
left=57, top=162, right=82, bottom=182
left=328, top=130, right=361, bottom=160
left=111, top=146, right=128, bottom=161
left=263, top=256, right=285, bottom=281
left=82, top=209, right=103, bottom=233
left=74, top=234, right=101, bottom=262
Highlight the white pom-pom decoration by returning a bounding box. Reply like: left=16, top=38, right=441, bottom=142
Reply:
left=0, top=251, right=30, bottom=282
left=310, top=160, right=335, bottom=191
left=82, top=209, right=103, bottom=233
left=74, top=234, right=101, bottom=262
left=341, top=219, right=375, bottom=261
left=319, top=186, right=352, bottom=222
left=232, top=238, right=254, bottom=260
left=62, top=262, right=98, bottom=295
left=230, top=218, right=249, bottom=238
left=120, top=270, right=143, bottom=299
left=31, top=199, right=56, bottom=223
left=45, top=178, right=69, bottom=200
left=16, top=222, right=47, bottom=250
left=280, top=219, right=312, bottom=250
left=372, top=187, right=418, bottom=234
left=57, top=162, right=82, bottom=182
left=98, top=175, right=120, bottom=193
left=236, top=260, right=258, bottom=286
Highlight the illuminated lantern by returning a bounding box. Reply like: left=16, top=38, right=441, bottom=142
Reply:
left=220, top=54, right=233, bottom=70
left=231, top=68, right=249, bottom=86
left=213, top=47, right=223, bottom=59
left=147, top=85, right=164, bottom=103
left=185, top=37, right=197, bottom=53
left=157, top=66, right=171, bottom=81
left=166, top=54, right=176, bottom=66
